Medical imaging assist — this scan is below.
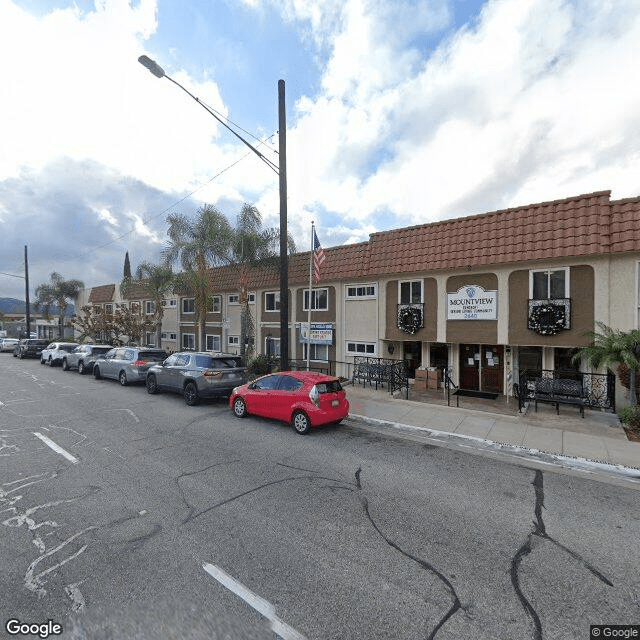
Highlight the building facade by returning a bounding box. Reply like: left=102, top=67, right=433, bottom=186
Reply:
left=75, top=190, right=640, bottom=407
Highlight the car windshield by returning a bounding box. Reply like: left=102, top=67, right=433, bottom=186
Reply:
left=92, top=347, right=112, bottom=355
left=60, top=345, right=77, bottom=352
left=314, top=380, right=343, bottom=394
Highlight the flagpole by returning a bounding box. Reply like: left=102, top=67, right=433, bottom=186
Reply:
left=307, top=221, right=314, bottom=371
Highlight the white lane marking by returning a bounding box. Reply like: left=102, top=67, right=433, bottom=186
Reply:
left=125, top=409, right=140, bottom=423
left=33, top=432, right=79, bottom=464
left=203, top=563, right=307, bottom=640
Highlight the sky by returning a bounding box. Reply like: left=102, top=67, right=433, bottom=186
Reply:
left=1, top=0, right=639, bottom=301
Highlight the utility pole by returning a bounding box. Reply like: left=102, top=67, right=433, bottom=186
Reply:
left=24, top=245, right=31, bottom=338
left=278, top=79, right=289, bottom=372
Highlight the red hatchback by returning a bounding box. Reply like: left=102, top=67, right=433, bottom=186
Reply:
left=229, top=371, right=349, bottom=434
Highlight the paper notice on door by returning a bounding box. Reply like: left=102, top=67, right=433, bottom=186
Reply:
left=468, top=358, right=474, bottom=366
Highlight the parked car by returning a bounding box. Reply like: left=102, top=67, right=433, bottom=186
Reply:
left=62, top=344, right=114, bottom=374
left=93, top=347, right=168, bottom=386
left=146, top=352, right=246, bottom=406
left=0, top=338, right=19, bottom=353
left=40, top=342, right=79, bottom=366
left=229, top=371, right=349, bottom=434
left=16, top=339, right=50, bottom=359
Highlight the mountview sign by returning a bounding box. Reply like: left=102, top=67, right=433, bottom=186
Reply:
left=447, top=285, right=498, bottom=320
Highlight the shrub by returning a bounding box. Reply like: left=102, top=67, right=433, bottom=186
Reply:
left=618, top=404, right=640, bottom=432
left=247, top=353, right=278, bottom=377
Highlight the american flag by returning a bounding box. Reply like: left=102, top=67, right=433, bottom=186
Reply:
left=313, top=229, right=325, bottom=283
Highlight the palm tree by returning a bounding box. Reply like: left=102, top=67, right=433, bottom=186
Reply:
left=131, top=261, right=175, bottom=347
left=229, top=204, right=296, bottom=362
left=574, top=322, right=640, bottom=404
left=34, top=272, right=85, bottom=339
left=162, top=204, right=233, bottom=350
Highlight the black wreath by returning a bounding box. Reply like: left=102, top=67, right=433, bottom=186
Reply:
left=528, top=304, right=566, bottom=336
left=397, top=306, right=423, bottom=334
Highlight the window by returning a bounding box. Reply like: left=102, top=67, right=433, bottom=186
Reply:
left=208, top=295, right=221, bottom=313
left=303, top=288, right=328, bottom=311
left=302, top=343, right=329, bottom=361
left=254, top=375, right=280, bottom=390
left=265, top=336, right=280, bottom=356
left=162, top=298, right=177, bottom=308
left=145, top=332, right=155, bottom=346
left=182, top=298, right=195, bottom=314
left=248, top=293, right=256, bottom=304
left=161, top=332, right=177, bottom=340
left=399, top=280, right=422, bottom=304
left=104, top=303, right=113, bottom=315
left=206, top=334, right=221, bottom=351
left=130, top=301, right=141, bottom=314
left=346, top=341, right=376, bottom=356
left=182, top=333, right=195, bottom=350
left=228, top=294, right=239, bottom=305
left=530, top=268, right=569, bottom=299
left=265, top=292, right=280, bottom=312
left=145, top=301, right=156, bottom=315
left=347, top=284, right=377, bottom=299
left=228, top=336, right=239, bottom=346
left=278, top=375, right=303, bottom=391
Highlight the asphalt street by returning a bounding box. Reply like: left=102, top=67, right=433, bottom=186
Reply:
left=1, top=354, right=639, bottom=640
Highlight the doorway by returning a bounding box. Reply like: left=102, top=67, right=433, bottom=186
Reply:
left=459, top=343, right=504, bottom=393
left=403, top=341, right=422, bottom=378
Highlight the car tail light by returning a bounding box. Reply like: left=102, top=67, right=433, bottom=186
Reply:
left=203, top=370, right=222, bottom=377
left=309, top=385, right=320, bottom=407
left=132, top=360, right=148, bottom=367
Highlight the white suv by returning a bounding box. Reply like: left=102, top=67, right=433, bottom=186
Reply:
left=40, top=342, right=79, bottom=366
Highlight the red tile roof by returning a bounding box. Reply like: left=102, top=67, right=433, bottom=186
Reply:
left=88, top=284, right=115, bottom=303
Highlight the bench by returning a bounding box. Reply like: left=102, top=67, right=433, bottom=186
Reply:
left=533, top=377, right=586, bottom=417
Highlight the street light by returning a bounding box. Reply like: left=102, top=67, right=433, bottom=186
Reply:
left=138, top=55, right=290, bottom=371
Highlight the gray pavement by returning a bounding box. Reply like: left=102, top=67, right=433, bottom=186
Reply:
left=345, top=382, right=640, bottom=473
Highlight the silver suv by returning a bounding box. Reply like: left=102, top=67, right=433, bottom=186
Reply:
left=93, top=347, right=167, bottom=386
left=40, top=342, right=79, bottom=366
left=62, top=344, right=114, bottom=374
left=146, top=352, right=246, bottom=405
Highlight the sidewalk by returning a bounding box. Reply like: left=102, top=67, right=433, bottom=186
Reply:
left=344, top=382, right=640, bottom=472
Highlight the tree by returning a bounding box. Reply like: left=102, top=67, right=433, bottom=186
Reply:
left=131, top=261, right=175, bottom=347
left=72, top=305, right=116, bottom=343
left=34, top=272, right=85, bottom=339
left=123, top=252, right=132, bottom=280
left=162, top=204, right=233, bottom=350
left=228, top=203, right=296, bottom=362
left=574, top=322, right=640, bottom=405
left=112, top=303, right=156, bottom=346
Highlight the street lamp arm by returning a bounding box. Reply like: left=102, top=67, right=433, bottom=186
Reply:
left=138, top=55, right=279, bottom=175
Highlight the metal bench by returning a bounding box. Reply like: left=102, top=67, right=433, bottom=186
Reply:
left=534, top=377, right=586, bottom=417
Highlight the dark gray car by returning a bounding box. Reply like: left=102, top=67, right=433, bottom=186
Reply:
left=62, top=344, right=114, bottom=374
left=146, top=352, right=246, bottom=405
left=93, top=347, right=168, bottom=386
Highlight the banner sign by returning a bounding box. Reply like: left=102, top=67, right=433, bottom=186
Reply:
left=299, top=322, right=333, bottom=344
left=447, top=285, right=498, bottom=320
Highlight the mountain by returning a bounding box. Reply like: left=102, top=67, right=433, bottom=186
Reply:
left=0, top=298, right=74, bottom=316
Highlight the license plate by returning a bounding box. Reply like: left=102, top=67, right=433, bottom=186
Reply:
left=332, top=399, right=340, bottom=407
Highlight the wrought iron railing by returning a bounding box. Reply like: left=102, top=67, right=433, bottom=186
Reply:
left=352, top=356, right=409, bottom=398
left=516, top=368, right=615, bottom=413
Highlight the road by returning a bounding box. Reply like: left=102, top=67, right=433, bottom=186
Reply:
left=0, top=354, right=639, bottom=640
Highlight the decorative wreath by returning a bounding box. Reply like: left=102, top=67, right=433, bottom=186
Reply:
left=397, top=306, right=423, bottom=334
left=528, top=303, right=566, bottom=336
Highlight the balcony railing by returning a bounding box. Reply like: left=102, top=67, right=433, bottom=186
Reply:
left=527, top=298, right=571, bottom=335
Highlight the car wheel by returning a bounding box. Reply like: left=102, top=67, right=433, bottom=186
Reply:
left=62, top=359, right=69, bottom=371
left=233, top=397, right=247, bottom=418
left=119, top=371, right=128, bottom=386
left=292, top=410, right=311, bottom=435
left=47, top=357, right=53, bottom=366
left=78, top=361, right=85, bottom=374
left=183, top=381, right=199, bottom=406
left=331, top=419, right=343, bottom=426
left=146, top=374, right=158, bottom=395
left=94, top=366, right=101, bottom=380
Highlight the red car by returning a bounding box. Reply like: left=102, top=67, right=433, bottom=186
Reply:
left=229, top=371, right=349, bottom=434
